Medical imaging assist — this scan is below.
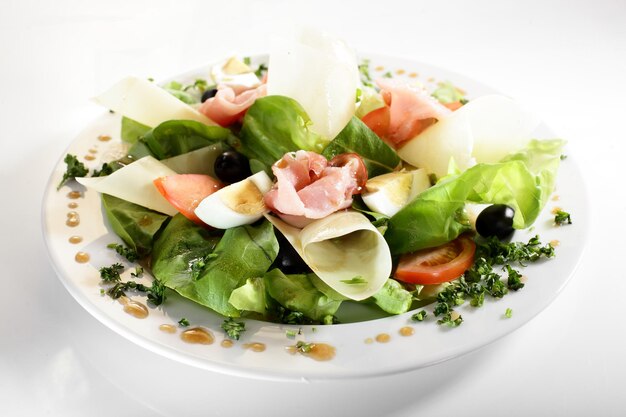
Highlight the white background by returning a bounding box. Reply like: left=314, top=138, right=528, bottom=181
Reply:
left=1, top=0, right=625, bottom=416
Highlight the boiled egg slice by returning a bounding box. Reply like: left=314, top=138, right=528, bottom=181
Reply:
left=194, top=171, right=273, bottom=229
left=361, top=169, right=431, bottom=217
left=210, top=56, right=261, bottom=93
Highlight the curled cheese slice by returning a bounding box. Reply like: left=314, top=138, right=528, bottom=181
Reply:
left=76, top=156, right=178, bottom=216
left=266, top=211, right=392, bottom=301
left=94, top=76, right=217, bottom=127
left=398, top=94, right=540, bottom=178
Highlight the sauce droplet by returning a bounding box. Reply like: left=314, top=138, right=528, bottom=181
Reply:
left=243, top=342, right=266, bottom=352
left=550, top=239, right=561, bottom=247
left=221, top=339, right=234, bottom=348
left=159, top=324, right=177, bottom=334
left=75, top=252, right=90, bottom=263
left=66, top=211, right=80, bottom=227
left=399, top=326, right=414, bottom=337
left=396, top=69, right=406, bottom=75
left=375, top=333, right=391, bottom=343
left=67, top=191, right=82, bottom=199
left=68, top=236, right=83, bottom=244
left=551, top=206, right=563, bottom=214
left=98, top=134, right=112, bottom=142
left=287, top=342, right=336, bottom=361
left=181, top=327, right=214, bottom=345
left=374, top=65, right=385, bottom=71
left=88, top=148, right=98, bottom=154
left=84, top=154, right=95, bottom=161
left=68, top=202, right=78, bottom=209
left=364, top=338, right=374, bottom=344
left=118, top=296, right=149, bottom=319
left=552, top=194, right=560, bottom=201
left=409, top=72, right=418, bottom=78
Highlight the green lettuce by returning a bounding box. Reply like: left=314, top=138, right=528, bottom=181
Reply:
left=101, top=194, right=170, bottom=257
left=385, top=139, right=565, bottom=255
left=322, top=116, right=401, bottom=178
left=151, top=217, right=278, bottom=317
left=238, top=96, right=329, bottom=172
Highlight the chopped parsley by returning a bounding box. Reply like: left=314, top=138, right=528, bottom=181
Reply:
left=255, top=63, right=268, bottom=78
left=430, top=235, right=555, bottom=327
left=285, top=329, right=300, bottom=338
left=382, top=71, right=393, bottom=78
left=505, top=308, right=513, bottom=318
left=358, top=59, right=374, bottom=87
left=131, top=266, right=144, bottom=278
left=57, top=154, right=88, bottom=190
left=99, top=263, right=124, bottom=283
left=294, top=341, right=314, bottom=354
left=105, top=279, right=167, bottom=306
left=107, top=243, right=139, bottom=262
left=554, top=210, right=572, bottom=226
left=411, top=310, right=428, bottom=322
left=178, top=318, right=190, bottom=327
left=340, top=276, right=368, bottom=285
left=221, top=318, right=246, bottom=340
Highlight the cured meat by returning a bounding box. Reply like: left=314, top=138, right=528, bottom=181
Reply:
left=264, top=151, right=366, bottom=226
left=198, top=83, right=267, bottom=127
left=375, top=79, right=451, bottom=146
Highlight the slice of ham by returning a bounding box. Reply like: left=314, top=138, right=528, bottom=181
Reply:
left=264, top=151, right=366, bottom=226
left=198, top=83, right=267, bottom=127
left=375, top=78, right=451, bottom=146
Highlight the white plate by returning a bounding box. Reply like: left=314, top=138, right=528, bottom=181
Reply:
left=42, top=54, right=589, bottom=381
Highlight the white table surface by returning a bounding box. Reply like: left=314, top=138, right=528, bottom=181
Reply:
left=2, top=0, right=625, bottom=416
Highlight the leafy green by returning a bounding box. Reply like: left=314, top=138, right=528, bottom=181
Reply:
left=101, top=194, right=170, bottom=257
left=358, top=59, right=374, bottom=88
left=153, top=217, right=278, bottom=317
left=238, top=96, right=329, bottom=172
left=57, top=154, right=88, bottom=190
left=385, top=139, right=565, bottom=254
left=264, top=269, right=342, bottom=323
left=121, top=117, right=151, bottom=144
left=228, top=277, right=267, bottom=315
left=432, top=81, right=466, bottom=104
left=322, top=116, right=400, bottom=178
left=221, top=318, right=246, bottom=340
left=151, top=214, right=221, bottom=288
left=369, top=279, right=413, bottom=314
left=139, top=120, right=234, bottom=160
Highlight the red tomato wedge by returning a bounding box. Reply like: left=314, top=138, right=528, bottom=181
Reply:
left=154, top=174, right=222, bottom=225
left=394, top=236, right=476, bottom=285
left=361, top=105, right=390, bottom=139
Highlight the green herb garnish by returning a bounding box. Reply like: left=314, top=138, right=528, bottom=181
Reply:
left=221, top=318, right=246, bottom=340
left=505, top=308, right=513, bottom=318
left=178, top=318, right=190, bottom=327
left=554, top=210, right=572, bottom=226
left=107, top=243, right=139, bottom=262
left=99, top=263, right=124, bottom=283
left=411, top=310, right=428, bottom=322
left=57, top=154, right=88, bottom=190
left=294, top=341, right=314, bottom=353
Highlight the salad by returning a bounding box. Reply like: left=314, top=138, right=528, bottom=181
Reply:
left=60, top=28, right=567, bottom=330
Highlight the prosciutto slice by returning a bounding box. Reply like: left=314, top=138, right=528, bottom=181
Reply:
left=198, top=83, right=267, bottom=127
left=376, top=78, right=451, bottom=146
left=264, top=151, right=364, bottom=226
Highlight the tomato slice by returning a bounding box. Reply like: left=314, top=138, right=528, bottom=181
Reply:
left=361, top=105, right=390, bottom=139
left=394, top=235, right=476, bottom=285
left=154, top=174, right=222, bottom=225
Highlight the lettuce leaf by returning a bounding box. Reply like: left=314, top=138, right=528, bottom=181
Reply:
left=322, top=116, right=401, bottom=178
left=238, top=96, right=329, bottom=173
left=263, top=269, right=342, bottom=322
left=385, top=139, right=565, bottom=255
left=152, top=216, right=278, bottom=317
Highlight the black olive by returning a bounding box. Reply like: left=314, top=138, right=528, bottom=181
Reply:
left=271, top=230, right=311, bottom=274
left=475, top=204, right=515, bottom=240
left=201, top=88, right=218, bottom=103
left=214, top=151, right=252, bottom=183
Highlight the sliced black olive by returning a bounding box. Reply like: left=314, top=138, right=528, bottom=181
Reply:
left=201, top=88, right=218, bottom=103
left=475, top=204, right=515, bottom=240
left=271, top=230, right=311, bottom=275
left=214, top=150, right=252, bottom=184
